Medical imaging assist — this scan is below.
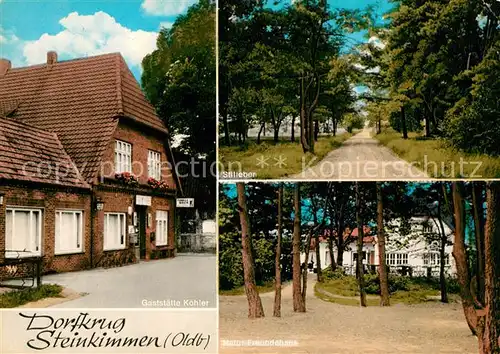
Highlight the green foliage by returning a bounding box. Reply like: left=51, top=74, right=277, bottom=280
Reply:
left=343, top=113, right=364, bottom=133
left=142, top=0, right=215, bottom=156
left=0, top=284, right=63, bottom=308
left=445, top=39, right=500, bottom=156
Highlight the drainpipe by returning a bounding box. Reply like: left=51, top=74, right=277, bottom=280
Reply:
left=90, top=186, right=95, bottom=268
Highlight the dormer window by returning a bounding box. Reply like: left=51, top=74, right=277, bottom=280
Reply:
left=115, top=140, right=132, bottom=173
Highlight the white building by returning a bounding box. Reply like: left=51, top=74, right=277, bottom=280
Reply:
left=301, top=216, right=456, bottom=277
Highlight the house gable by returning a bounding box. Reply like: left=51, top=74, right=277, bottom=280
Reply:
left=0, top=52, right=174, bottom=185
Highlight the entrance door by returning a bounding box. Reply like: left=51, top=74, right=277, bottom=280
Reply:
left=137, top=207, right=147, bottom=259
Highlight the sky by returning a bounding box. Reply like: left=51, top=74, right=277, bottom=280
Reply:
left=0, top=0, right=391, bottom=83
left=0, top=0, right=199, bottom=81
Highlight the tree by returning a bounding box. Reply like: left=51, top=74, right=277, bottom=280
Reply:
left=292, top=183, right=306, bottom=312
left=355, top=182, right=367, bottom=307
left=478, top=182, right=500, bottom=353
left=236, top=183, right=265, bottom=318
left=274, top=183, right=283, bottom=317
left=376, top=182, right=390, bottom=306
left=452, top=182, right=477, bottom=335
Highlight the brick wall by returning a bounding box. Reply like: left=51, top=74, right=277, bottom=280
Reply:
left=95, top=189, right=175, bottom=263
left=0, top=184, right=91, bottom=273
left=99, top=122, right=177, bottom=188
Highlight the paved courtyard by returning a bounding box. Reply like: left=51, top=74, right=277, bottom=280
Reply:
left=43, top=253, right=216, bottom=308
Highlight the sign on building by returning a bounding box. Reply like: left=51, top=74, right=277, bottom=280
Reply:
left=176, top=198, right=195, bottom=208
left=136, top=195, right=152, bottom=206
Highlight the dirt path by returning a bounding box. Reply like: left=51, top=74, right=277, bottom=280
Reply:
left=292, top=128, right=427, bottom=180
left=219, top=278, right=477, bottom=354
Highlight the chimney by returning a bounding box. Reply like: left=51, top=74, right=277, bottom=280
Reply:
left=47, top=51, right=58, bottom=65
left=0, top=59, right=11, bottom=77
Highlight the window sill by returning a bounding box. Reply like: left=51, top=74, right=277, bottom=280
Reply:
left=103, top=246, right=127, bottom=252
left=55, top=251, right=84, bottom=256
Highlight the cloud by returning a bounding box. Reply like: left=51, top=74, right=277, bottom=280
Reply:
left=22, top=11, right=157, bottom=68
left=141, top=0, right=197, bottom=16
left=0, top=26, right=19, bottom=44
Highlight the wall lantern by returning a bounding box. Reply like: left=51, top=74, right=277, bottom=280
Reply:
left=95, top=198, right=105, bottom=211
left=0, top=194, right=4, bottom=205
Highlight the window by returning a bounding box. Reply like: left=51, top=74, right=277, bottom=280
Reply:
left=104, top=213, right=126, bottom=250
left=387, top=253, right=409, bottom=265
left=115, top=140, right=132, bottom=173
left=5, top=208, right=42, bottom=258
left=148, top=150, right=161, bottom=180
left=55, top=210, right=83, bottom=254
left=422, top=224, right=433, bottom=233
left=156, top=210, right=169, bottom=246
left=423, top=253, right=449, bottom=266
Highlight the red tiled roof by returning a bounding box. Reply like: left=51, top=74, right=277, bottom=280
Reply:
left=0, top=117, right=89, bottom=188
left=0, top=53, right=168, bottom=181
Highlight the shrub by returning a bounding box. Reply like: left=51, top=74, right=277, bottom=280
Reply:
left=322, top=267, right=346, bottom=280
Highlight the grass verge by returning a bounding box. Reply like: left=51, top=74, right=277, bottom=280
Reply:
left=219, top=133, right=352, bottom=179
left=374, top=129, right=500, bottom=178
left=219, top=281, right=276, bottom=296
left=0, top=284, right=63, bottom=308
left=315, top=276, right=458, bottom=306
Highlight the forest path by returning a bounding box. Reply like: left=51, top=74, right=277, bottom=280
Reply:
left=292, top=128, right=428, bottom=180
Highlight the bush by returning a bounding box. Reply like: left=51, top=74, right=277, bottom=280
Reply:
left=322, top=267, right=346, bottom=280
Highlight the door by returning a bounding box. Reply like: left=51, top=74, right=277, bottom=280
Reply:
left=137, top=207, right=147, bottom=259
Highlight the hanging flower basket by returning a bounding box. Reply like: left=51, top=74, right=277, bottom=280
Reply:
left=115, top=172, right=139, bottom=186
left=147, top=177, right=169, bottom=190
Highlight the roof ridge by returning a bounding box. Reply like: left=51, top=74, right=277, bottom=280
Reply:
left=115, top=54, right=124, bottom=116
left=6, top=52, right=122, bottom=71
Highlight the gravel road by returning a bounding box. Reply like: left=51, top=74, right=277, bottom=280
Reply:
left=219, top=277, right=477, bottom=354
left=293, top=128, right=428, bottom=180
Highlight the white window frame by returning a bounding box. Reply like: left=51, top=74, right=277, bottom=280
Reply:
left=115, top=140, right=132, bottom=174
left=155, top=210, right=169, bottom=246
left=5, top=207, right=43, bottom=258
left=55, top=210, right=83, bottom=255
left=423, top=252, right=449, bottom=266
left=387, top=253, right=409, bottom=266
left=104, top=213, right=127, bottom=251
left=148, top=150, right=162, bottom=180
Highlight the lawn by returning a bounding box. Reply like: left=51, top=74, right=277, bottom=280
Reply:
left=374, top=129, right=500, bottom=178
left=219, top=133, right=353, bottom=179
left=315, top=275, right=459, bottom=306
left=0, top=284, right=63, bottom=308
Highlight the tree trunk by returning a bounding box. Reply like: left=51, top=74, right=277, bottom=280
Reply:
left=376, top=182, right=390, bottom=306
left=300, top=77, right=310, bottom=153
left=257, top=122, right=265, bottom=145
left=437, top=190, right=449, bottom=303
left=292, top=183, right=305, bottom=312
left=328, top=210, right=336, bottom=271
left=291, top=115, right=296, bottom=142
left=452, top=182, right=477, bottom=334
left=332, top=117, right=337, bottom=136
left=315, top=230, right=322, bottom=282
left=222, top=105, right=230, bottom=146
left=274, top=184, right=283, bottom=317
left=314, top=120, right=319, bottom=141
left=472, top=182, right=486, bottom=304
left=236, top=183, right=265, bottom=318
left=302, top=229, right=313, bottom=307
left=355, top=183, right=367, bottom=307
left=401, top=106, right=408, bottom=139
left=478, top=182, right=500, bottom=353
